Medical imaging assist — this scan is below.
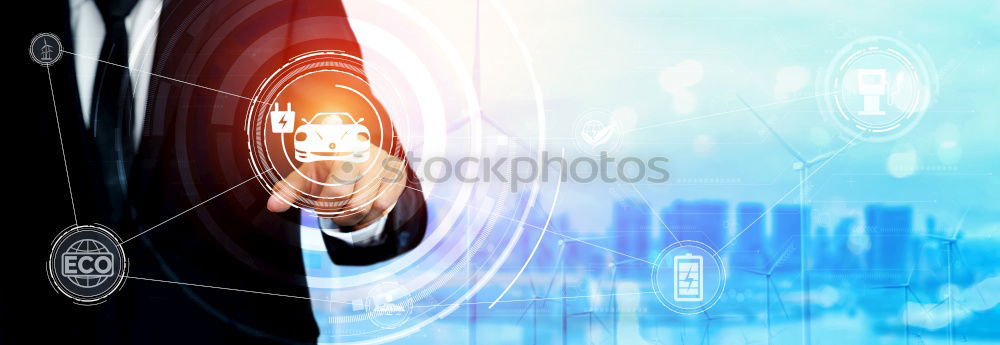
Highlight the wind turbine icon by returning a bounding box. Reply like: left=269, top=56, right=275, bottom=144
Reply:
left=40, top=38, right=56, bottom=61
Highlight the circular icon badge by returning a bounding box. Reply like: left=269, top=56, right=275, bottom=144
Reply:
left=29, top=33, right=63, bottom=66
left=246, top=51, right=403, bottom=218
left=363, top=281, right=413, bottom=329
left=47, top=224, right=127, bottom=305
left=651, top=240, right=726, bottom=314
left=819, top=36, right=936, bottom=142
left=571, top=109, right=623, bottom=157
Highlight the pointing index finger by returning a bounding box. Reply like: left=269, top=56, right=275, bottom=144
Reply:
left=267, top=165, right=310, bottom=213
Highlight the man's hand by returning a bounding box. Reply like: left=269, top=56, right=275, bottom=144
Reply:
left=266, top=147, right=407, bottom=229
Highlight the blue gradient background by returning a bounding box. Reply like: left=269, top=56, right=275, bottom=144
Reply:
left=306, top=1, right=1000, bottom=344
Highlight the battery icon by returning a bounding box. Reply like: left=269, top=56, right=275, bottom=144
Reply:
left=673, top=253, right=704, bottom=302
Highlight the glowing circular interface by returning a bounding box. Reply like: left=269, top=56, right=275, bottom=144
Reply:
left=235, top=1, right=550, bottom=343
left=363, top=281, right=414, bottom=329
left=819, top=36, right=936, bottom=142
left=247, top=51, right=402, bottom=218
left=571, top=108, right=623, bottom=157
left=47, top=224, right=128, bottom=305
left=651, top=240, right=727, bottom=314
left=29, top=32, right=63, bottom=66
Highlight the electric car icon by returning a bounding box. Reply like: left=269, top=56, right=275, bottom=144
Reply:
left=293, top=112, right=371, bottom=163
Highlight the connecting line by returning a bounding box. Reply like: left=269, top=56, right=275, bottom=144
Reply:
left=45, top=66, right=79, bottom=225
left=537, top=226, right=653, bottom=265
left=119, top=168, right=273, bottom=245
left=489, top=156, right=563, bottom=309
left=125, top=275, right=352, bottom=304
left=61, top=50, right=266, bottom=105
left=627, top=182, right=680, bottom=243
left=717, top=131, right=864, bottom=253
left=627, top=92, right=834, bottom=133
left=413, top=291, right=657, bottom=308
left=400, top=183, right=653, bottom=266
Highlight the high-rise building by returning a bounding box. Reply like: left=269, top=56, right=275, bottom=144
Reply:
left=770, top=204, right=810, bottom=272
left=612, top=199, right=654, bottom=261
left=864, top=204, right=914, bottom=274
left=659, top=200, right=728, bottom=249
left=731, top=202, right=767, bottom=270
left=825, top=217, right=861, bottom=269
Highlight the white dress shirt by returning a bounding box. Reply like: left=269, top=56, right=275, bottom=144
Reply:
left=69, top=0, right=387, bottom=246
left=70, top=0, right=160, bottom=150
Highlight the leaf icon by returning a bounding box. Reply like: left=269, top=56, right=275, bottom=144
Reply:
left=593, top=125, right=615, bottom=147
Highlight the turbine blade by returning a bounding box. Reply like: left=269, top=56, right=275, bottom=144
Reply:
left=515, top=301, right=535, bottom=323
left=770, top=280, right=791, bottom=320
left=738, top=96, right=806, bottom=162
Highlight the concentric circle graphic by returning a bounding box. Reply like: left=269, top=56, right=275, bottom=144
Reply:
left=651, top=240, right=727, bottom=314
left=293, top=1, right=550, bottom=343
left=150, top=0, right=548, bottom=342
left=572, top=108, right=624, bottom=157
left=246, top=51, right=402, bottom=218
left=819, top=36, right=937, bottom=142
left=46, top=224, right=128, bottom=305
left=29, top=32, right=63, bottom=66
left=363, top=281, right=414, bottom=329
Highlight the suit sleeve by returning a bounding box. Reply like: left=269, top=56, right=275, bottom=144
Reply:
left=322, top=164, right=427, bottom=265
left=289, top=0, right=428, bottom=265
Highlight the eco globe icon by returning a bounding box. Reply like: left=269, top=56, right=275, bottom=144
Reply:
left=61, top=239, right=114, bottom=288
left=572, top=109, right=623, bottom=156
left=47, top=224, right=127, bottom=305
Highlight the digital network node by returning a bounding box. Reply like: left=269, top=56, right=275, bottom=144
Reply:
left=651, top=240, right=727, bottom=314
left=47, top=224, right=128, bottom=305
left=29, top=33, right=63, bottom=66
left=572, top=108, right=623, bottom=157
left=363, top=281, right=414, bottom=329
left=819, top=36, right=937, bottom=142
left=246, top=51, right=393, bottom=218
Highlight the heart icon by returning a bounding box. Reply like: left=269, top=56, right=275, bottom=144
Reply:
left=580, top=119, right=616, bottom=149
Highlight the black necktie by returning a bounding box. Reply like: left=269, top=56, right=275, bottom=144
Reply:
left=92, top=0, right=139, bottom=222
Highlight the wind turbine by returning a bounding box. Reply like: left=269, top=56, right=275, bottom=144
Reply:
left=739, top=96, right=850, bottom=345
left=607, top=258, right=637, bottom=345
left=872, top=266, right=932, bottom=345
left=536, top=236, right=616, bottom=345
left=516, top=276, right=544, bottom=345
left=741, top=240, right=795, bottom=345
left=544, top=238, right=587, bottom=345
left=700, top=310, right=739, bottom=345
left=424, top=0, right=534, bottom=153
left=927, top=208, right=970, bottom=345
left=569, top=310, right=610, bottom=345
left=514, top=236, right=600, bottom=345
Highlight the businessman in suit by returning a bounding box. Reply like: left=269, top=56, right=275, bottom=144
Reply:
left=9, top=0, right=426, bottom=343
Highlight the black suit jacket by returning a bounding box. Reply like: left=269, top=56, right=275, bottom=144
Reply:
left=7, top=1, right=426, bottom=343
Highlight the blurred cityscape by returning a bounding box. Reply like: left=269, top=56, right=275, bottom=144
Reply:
left=329, top=197, right=999, bottom=345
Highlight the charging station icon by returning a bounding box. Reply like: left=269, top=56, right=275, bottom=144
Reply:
left=270, top=102, right=296, bottom=133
